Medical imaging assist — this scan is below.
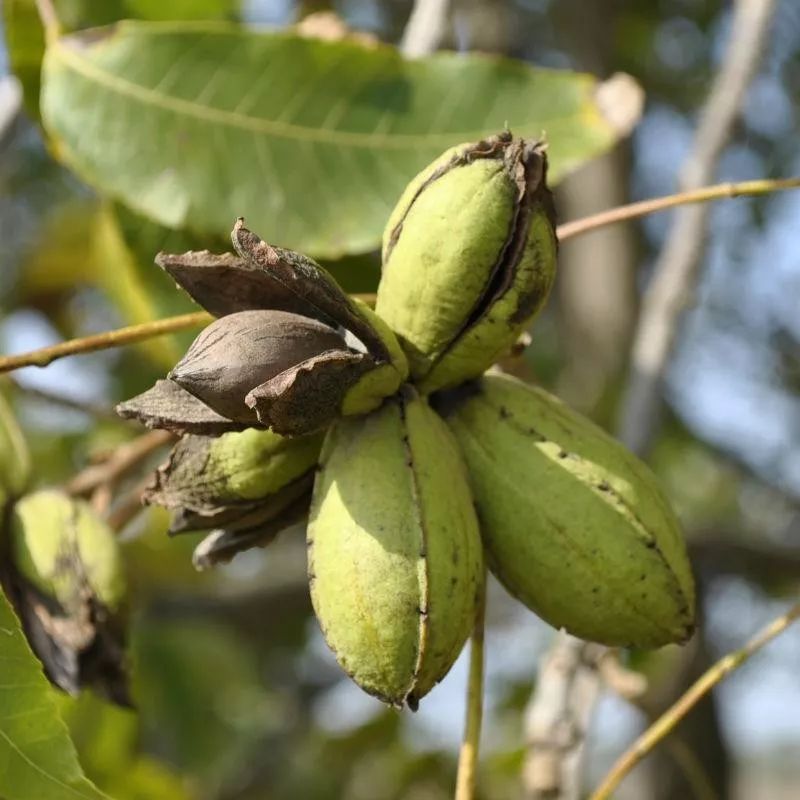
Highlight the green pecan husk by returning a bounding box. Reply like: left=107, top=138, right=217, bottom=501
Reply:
left=376, top=132, right=557, bottom=394
left=439, top=374, right=696, bottom=648
left=308, top=389, right=483, bottom=708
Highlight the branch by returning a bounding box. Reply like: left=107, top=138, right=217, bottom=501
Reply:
left=0, top=175, right=789, bottom=379
left=8, top=377, right=124, bottom=423
left=556, top=177, right=800, bottom=242
left=689, top=531, right=800, bottom=587
left=34, top=0, right=61, bottom=39
left=522, top=635, right=606, bottom=800
left=618, top=0, right=778, bottom=456
left=455, top=568, right=487, bottom=800
left=589, top=601, right=800, bottom=800
left=0, top=312, right=212, bottom=374
left=106, top=476, right=153, bottom=533
left=0, top=294, right=378, bottom=375
left=400, top=0, right=450, bottom=58
left=65, top=429, right=174, bottom=496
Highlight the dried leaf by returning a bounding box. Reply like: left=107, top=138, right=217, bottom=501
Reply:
left=116, top=379, right=248, bottom=435
left=157, top=248, right=349, bottom=321
left=192, top=495, right=309, bottom=570
left=232, top=219, right=389, bottom=359
left=246, top=349, right=375, bottom=435
left=167, top=472, right=313, bottom=535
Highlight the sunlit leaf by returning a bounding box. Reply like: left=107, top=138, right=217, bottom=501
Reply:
left=41, top=21, right=635, bottom=258
left=2, top=0, right=240, bottom=119
left=0, top=587, right=113, bottom=800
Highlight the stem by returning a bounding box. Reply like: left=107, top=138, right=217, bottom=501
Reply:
left=455, top=568, right=487, bottom=800
left=557, top=177, right=800, bottom=242
left=106, top=476, right=153, bottom=533
left=0, top=174, right=794, bottom=377
left=0, top=176, right=796, bottom=377
left=0, top=293, right=378, bottom=375
left=8, top=377, right=124, bottom=422
left=0, top=312, right=212, bottom=374
left=589, top=601, right=800, bottom=800
left=65, top=429, right=174, bottom=496
left=34, top=0, right=61, bottom=39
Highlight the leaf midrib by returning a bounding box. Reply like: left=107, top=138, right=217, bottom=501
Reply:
left=47, top=27, right=594, bottom=151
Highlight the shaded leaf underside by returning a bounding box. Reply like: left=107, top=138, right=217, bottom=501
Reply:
left=42, top=20, right=621, bottom=257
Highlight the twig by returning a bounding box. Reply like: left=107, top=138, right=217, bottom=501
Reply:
left=65, top=429, right=174, bottom=496
left=546, top=6, right=778, bottom=796
left=689, top=531, right=800, bottom=586
left=589, top=601, right=800, bottom=800
left=8, top=377, right=124, bottom=423
left=34, top=0, right=61, bottom=38
left=596, top=649, right=647, bottom=702
left=106, top=476, right=152, bottom=533
left=0, top=179, right=795, bottom=381
left=0, top=312, right=212, bottom=374
left=0, top=293, right=377, bottom=375
left=455, top=568, right=486, bottom=800
left=522, top=635, right=607, bottom=800
left=556, top=177, right=800, bottom=242
left=618, top=0, right=777, bottom=456
left=401, top=0, right=450, bottom=58
left=0, top=175, right=791, bottom=379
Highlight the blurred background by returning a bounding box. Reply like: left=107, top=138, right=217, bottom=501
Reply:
left=1, top=1, right=800, bottom=798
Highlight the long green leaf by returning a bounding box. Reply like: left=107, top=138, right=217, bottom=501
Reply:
left=0, top=588, right=113, bottom=800
left=41, top=21, right=630, bottom=258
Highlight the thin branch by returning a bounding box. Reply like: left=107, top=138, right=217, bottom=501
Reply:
left=34, top=0, right=61, bottom=38
left=65, top=429, right=174, bottom=496
left=618, top=0, right=777, bottom=456
left=2, top=175, right=795, bottom=382
left=455, top=568, right=487, bottom=800
left=106, top=476, right=152, bottom=533
left=589, top=601, right=800, bottom=800
left=0, top=312, right=212, bottom=374
left=522, top=635, right=607, bottom=800
left=401, top=0, right=450, bottom=58
left=556, top=177, right=800, bottom=242
left=0, top=175, right=790, bottom=379
left=0, top=293, right=378, bottom=375
left=8, top=377, right=124, bottom=423
left=549, top=7, right=779, bottom=794
left=689, top=531, right=800, bottom=586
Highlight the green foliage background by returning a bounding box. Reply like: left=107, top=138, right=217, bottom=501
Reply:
left=1, top=1, right=800, bottom=799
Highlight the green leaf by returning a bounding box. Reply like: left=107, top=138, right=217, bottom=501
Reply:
left=41, top=21, right=633, bottom=258
left=0, top=588, right=113, bottom=800
left=122, top=0, right=238, bottom=22
left=2, top=1, right=239, bottom=117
